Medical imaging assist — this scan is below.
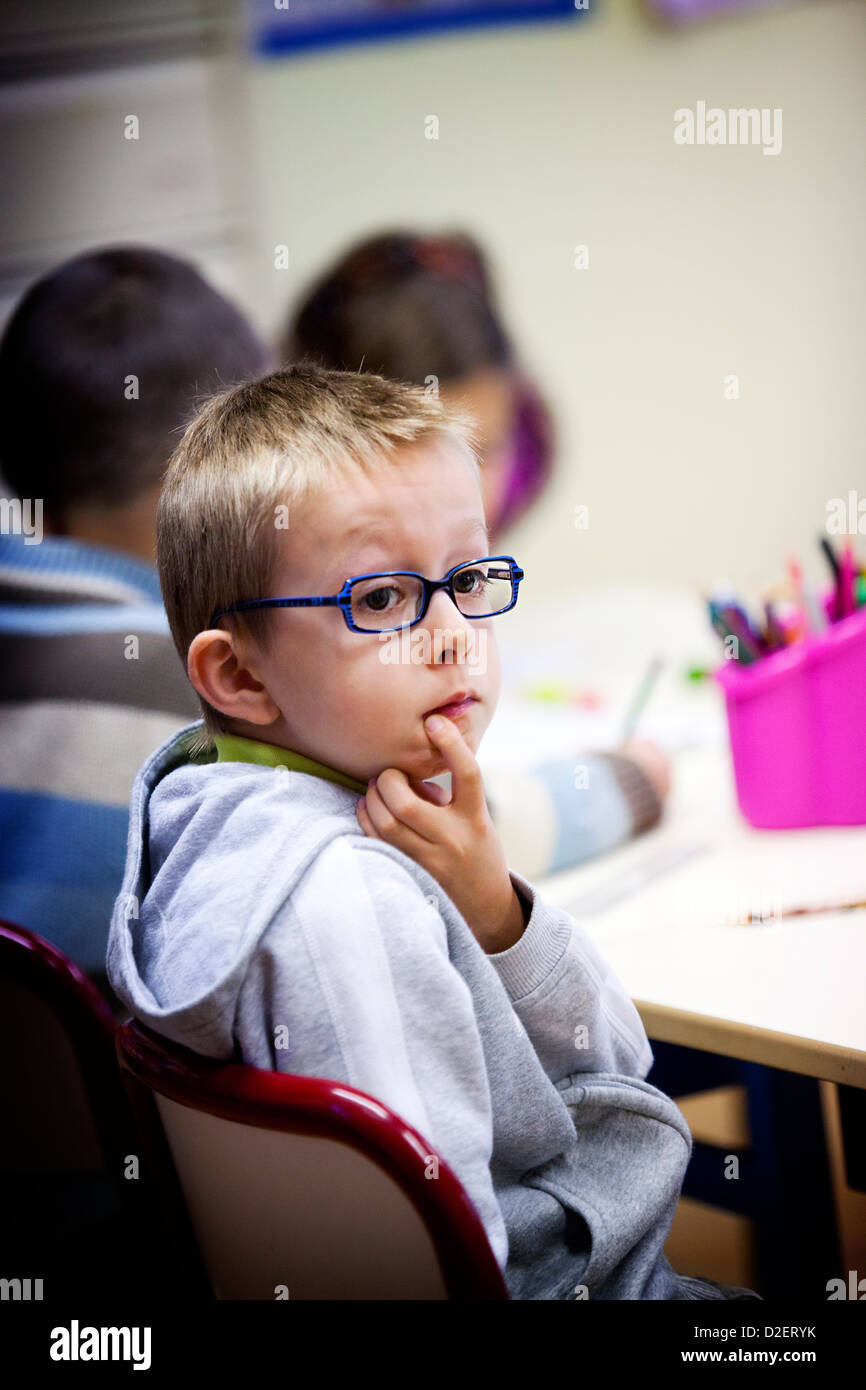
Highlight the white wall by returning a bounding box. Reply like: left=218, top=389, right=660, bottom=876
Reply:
left=246, top=0, right=866, bottom=603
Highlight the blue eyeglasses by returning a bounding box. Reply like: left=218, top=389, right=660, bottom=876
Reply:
left=209, top=554, right=525, bottom=634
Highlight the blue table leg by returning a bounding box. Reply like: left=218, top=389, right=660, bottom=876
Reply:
left=647, top=1041, right=843, bottom=1298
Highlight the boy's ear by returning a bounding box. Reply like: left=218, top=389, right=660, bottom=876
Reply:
left=187, top=629, right=281, bottom=726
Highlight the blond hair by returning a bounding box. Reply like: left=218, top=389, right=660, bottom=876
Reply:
left=157, top=361, right=481, bottom=743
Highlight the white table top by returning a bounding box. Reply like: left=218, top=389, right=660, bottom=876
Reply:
left=535, top=744, right=866, bottom=1088
left=479, top=584, right=866, bottom=1088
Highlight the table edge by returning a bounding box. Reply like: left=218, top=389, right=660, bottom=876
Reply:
left=637, top=1000, right=866, bottom=1090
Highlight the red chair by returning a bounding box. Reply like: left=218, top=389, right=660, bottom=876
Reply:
left=0, top=919, right=198, bottom=1298
left=116, top=1018, right=510, bottom=1300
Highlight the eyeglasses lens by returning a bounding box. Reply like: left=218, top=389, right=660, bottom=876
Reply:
left=350, top=561, right=513, bottom=631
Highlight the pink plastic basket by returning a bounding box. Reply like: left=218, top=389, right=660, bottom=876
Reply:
left=714, top=602, right=866, bottom=828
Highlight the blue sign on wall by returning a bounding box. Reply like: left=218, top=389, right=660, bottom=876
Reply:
left=250, top=1, right=590, bottom=59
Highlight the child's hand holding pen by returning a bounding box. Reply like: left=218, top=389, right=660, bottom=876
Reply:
left=355, top=715, right=527, bottom=954
left=621, top=737, right=672, bottom=803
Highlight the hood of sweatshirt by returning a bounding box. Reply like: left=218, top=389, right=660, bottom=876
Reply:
left=107, top=720, right=374, bottom=1056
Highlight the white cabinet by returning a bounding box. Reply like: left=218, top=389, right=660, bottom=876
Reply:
left=0, top=1, right=256, bottom=328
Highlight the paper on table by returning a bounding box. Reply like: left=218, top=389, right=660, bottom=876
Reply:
left=565, top=842, right=712, bottom=916
left=563, top=828, right=866, bottom=935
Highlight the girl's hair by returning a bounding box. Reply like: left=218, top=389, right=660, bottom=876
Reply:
left=280, top=231, right=554, bottom=535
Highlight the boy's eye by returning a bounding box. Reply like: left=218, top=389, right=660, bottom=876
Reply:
left=453, top=567, right=488, bottom=595
left=353, top=581, right=418, bottom=618
left=362, top=584, right=401, bottom=612
left=351, top=580, right=420, bottom=630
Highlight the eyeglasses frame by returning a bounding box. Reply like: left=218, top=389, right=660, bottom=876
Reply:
left=208, top=554, right=525, bottom=633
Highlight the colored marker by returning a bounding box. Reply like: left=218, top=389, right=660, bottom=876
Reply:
left=787, top=556, right=821, bottom=634
left=720, top=598, right=767, bottom=656
left=725, top=599, right=768, bottom=654
left=732, top=898, right=866, bottom=925
left=762, top=600, right=787, bottom=651
left=837, top=541, right=855, bottom=618
left=708, top=600, right=760, bottom=665
left=819, top=534, right=840, bottom=586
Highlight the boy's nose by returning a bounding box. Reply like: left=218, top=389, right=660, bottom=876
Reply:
left=424, top=589, right=474, bottom=662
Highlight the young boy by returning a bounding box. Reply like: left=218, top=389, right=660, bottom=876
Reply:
left=107, top=363, right=759, bottom=1301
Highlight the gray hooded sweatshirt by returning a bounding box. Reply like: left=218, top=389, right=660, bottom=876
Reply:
left=107, top=721, right=760, bottom=1302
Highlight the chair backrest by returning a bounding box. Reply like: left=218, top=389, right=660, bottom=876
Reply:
left=116, top=1018, right=510, bottom=1301
left=0, top=919, right=196, bottom=1297
left=0, top=919, right=120, bottom=1171
left=0, top=917, right=209, bottom=1295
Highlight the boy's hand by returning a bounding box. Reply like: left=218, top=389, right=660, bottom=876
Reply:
left=355, top=715, right=526, bottom=953
left=621, top=737, right=672, bottom=803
